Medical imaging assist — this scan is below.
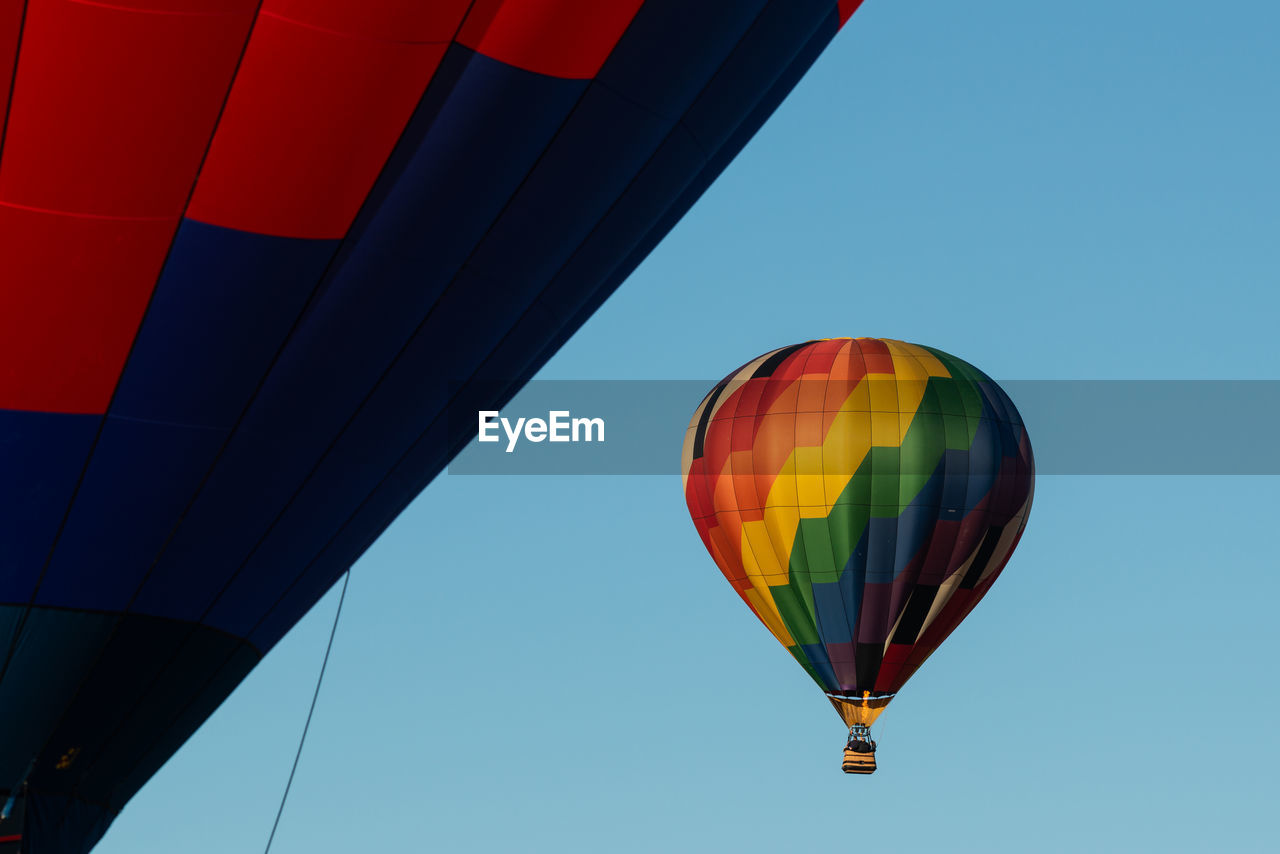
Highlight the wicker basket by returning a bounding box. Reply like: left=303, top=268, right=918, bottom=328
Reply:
left=842, top=747, right=877, bottom=774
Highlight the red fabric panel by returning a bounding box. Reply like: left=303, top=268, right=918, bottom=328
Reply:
left=99, top=0, right=248, bottom=11
left=838, top=0, right=865, bottom=28
left=0, top=0, right=258, bottom=414
left=0, top=206, right=176, bottom=414
left=873, top=642, right=913, bottom=693
left=0, top=0, right=20, bottom=136
left=856, top=336, right=894, bottom=374
left=265, top=0, right=468, bottom=42
left=186, top=1, right=460, bottom=239
left=457, top=0, right=644, bottom=80
left=0, top=0, right=255, bottom=216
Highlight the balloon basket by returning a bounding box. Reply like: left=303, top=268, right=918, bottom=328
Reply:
left=841, top=748, right=877, bottom=774
left=842, top=725, right=877, bottom=775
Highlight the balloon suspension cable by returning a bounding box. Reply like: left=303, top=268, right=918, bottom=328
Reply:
left=846, top=724, right=874, bottom=747
left=263, top=570, right=351, bottom=854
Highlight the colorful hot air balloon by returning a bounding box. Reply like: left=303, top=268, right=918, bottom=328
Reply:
left=681, top=338, right=1034, bottom=773
left=0, top=2, right=867, bottom=851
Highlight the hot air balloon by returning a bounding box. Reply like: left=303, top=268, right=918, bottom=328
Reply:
left=681, top=338, right=1034, bottom=773
left=0, top=2, right=868, bottom=851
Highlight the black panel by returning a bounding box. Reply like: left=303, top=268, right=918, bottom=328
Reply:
left=890, top=584, right=940, bottom=645
left=751, top=342, right=811, bottom=379
left=853, top=641, right=883, bottom=690
left=691, top=378, right=731, bottom=460
left=960, top=524, right=1006, bottom=590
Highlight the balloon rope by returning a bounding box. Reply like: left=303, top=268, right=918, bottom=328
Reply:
left=263, top=570, right=351, bottom=854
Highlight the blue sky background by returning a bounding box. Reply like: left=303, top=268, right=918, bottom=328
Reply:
left=96, top=2, right=1279, bottom=851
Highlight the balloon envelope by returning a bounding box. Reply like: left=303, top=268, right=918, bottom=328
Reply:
left=682, top=339, right=1034, bottom=728
left=0, top=2, right=864, bottom=851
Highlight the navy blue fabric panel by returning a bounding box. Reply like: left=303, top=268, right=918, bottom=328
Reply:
left=23, top=793, right=112, bottom=854
left=24, top=615, right=253, bottom=809
left=105, top=644, right=259, bottom=810
left=127, top=51, right=586, bottom=625
left=199, top=376, right=448, bottom=637
left=525, top=11, right=841, bottom=373
left=314, top=45, right=586, bottom=310
left=596, top=0, right=769, bottom=120
left=0, top=607, right=115, bottom=783
left=498, top=126, right=707, bottom=344
left=202, top=83, right=679, bottom=637
left=678, top=0, right=835, bottom=152
left=109, top=221, right=336, bottom=428
left=248, top=418, right=454, bottom=650
left=450, top=82, right=670, bottom=289
left=122, top=423, right=291, bottom=624
left=470, top=4, right=839, bottom=394
left=0, top=411, right=97, bottom=603
left=245, top=13, right=841, bottom=651
left=247, top=558, right=349, bottom=651
left=33, top=418, right=226, bottom=613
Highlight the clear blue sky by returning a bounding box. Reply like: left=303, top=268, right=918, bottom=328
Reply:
left=96, top=2, right=1279, bottom=851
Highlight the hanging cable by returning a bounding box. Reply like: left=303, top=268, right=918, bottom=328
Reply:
left=263, top=570, right=351, bottom=854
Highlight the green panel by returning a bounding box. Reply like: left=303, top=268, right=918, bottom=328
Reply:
left=827, top=502, right=870, bottom=563
left=900, top=409, right=945, bottom=499
left=792, top=515, right=840, bottom=583
left=769, top=582, right=819, bottom=646
left=924, top=347, right=987, bottom=420
left=916, top=379, right=945, bottom=415
left=930, top=375, right=966, bottom=418
left=942, top=412, right=972, bottom=450
left=869, top=447, right=901, bottom=507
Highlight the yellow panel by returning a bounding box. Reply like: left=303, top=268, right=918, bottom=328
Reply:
left=740, top=518, right=786, bottom=577
left=868, top=373, right=899, bottom=412
left=836, top=378, right=871, bottom=414
left=744, top=586, right=795, bottom=647
left=762, top=505, right=801, bottom=563
left=763, top=462, right=797, bottom=509
left=887, top=377, right=927, bottom=418
left=885, top=349, right=929, bottom=382
left=793, top=449, right=826, bottom=505
left=886, top=339, right=950, bottom=378
left=870, top=411, right=902, bottom=446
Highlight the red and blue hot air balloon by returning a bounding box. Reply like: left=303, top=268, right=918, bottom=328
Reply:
left=0, top=1, right=866, bottom=851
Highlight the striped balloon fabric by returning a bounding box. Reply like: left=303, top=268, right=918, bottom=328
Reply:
left=682, top=339, right=1034, bottom=727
